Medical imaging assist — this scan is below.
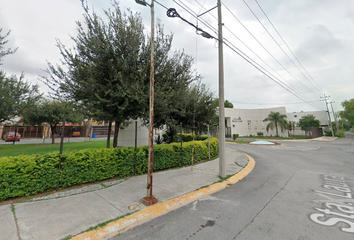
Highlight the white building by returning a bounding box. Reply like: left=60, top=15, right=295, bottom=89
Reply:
left=286, top=110, right=329, bottom=126
left=225, top=107, right=288, bottom=137
left=117, top=119, right=149, bottom=147
left=225, top=107, right=328, bottom=138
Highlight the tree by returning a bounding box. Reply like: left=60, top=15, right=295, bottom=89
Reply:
left=43, top=1, right=210, bottom=147
left=161, top=82, right=218, bottom=143
left=263, top=111, right=287, bottom=137
left=286, top=121, right=295, bottom=138
left=0, top=28, right=18, bottom=64
left=42, top=1, right=147, bottom=148
left=22, top=99, right=86, bottom=144
left=340, top=98, right=354, bottom=129
left=214, top=99, right=234, bottom=108
left=298, top=114, right=320, bottom=137
left=0, top=30, right=40, bottom=124
left=138, top=22, right=217, bottom=142
left=224, top=100, right=233, bottom=108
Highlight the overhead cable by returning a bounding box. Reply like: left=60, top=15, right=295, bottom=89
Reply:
left=168, top=0, right=323, bottom=110
left=193, top=0, right=315, bottom=108
left=253, top=0, right=324, bottom=93
left=241, top=0, right=323, bottom=95
left=173, top=0, right=322, bottom=109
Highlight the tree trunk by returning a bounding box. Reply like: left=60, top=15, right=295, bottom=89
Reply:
left=275, top=121, right=279, bottom=137
left=113, top=121, right=120, bottom=148
left=170, top=125, right=174, bottom=143
left=51, top=124, right=56, bottom=144
left=107, top=120, right=112, bottom=148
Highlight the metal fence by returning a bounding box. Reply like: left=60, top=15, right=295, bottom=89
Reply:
left=0, top=125, right=114, bottom=145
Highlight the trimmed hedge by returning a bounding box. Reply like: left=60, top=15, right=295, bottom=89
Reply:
left=177, top=133, right=209, bottom=142
left=0, top=137, right=218, bottom=201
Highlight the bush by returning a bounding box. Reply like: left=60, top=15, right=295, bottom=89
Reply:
left=0, top=137, right=218, bottom=201
left=176, top=133, right=208, bottom=142
left=324, top=129, right=332, bottom=136
left=232, top=134, right=239, bottom=141
left=335, top=130, right=345, bottom=138
left=257, top=132, right=263, bottom=137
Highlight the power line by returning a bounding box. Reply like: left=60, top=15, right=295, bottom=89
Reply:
left=172, top=0, right=322, bottom=110
left=169, top=1, right=323, bottom=110
left=232, top=100, right=323, bottom=105
left=193, top=0, right=317, bottom=108
left=154, top=0, right=168, bottom=10
left=253, top=0, right=324, bottom=93
left=222, top=1, right=321, bottom=98
left=242, top=0, right=323, bottom=95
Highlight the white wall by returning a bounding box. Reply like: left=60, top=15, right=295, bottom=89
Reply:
left=117, top=119, right=149, bottom=147
left=286, top=111, right=328, bottom=126
left=225, top=107, right=288, bottom=137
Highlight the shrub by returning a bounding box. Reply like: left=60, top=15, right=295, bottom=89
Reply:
left=176, top=133, right=208, bottom=142
left=0, top=137, right=218, bottom=201
left=324, top=129, right=332, bottom=136
left=257, top=132, right=263, bottom=137
left=232, top=134, right=239, bottom=141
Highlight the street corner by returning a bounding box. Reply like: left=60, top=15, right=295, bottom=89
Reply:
left=227, top=153, right=255, bottom=185
left=70, top=152, right=256, bottom=240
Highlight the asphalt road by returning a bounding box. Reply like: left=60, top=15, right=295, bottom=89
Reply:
left=113, top=138, right=354, bottom=240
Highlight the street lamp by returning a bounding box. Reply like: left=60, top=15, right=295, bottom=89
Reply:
left=135, top=0, right=158, bottom=206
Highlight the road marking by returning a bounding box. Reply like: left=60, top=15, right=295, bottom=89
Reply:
left=310, top=175, right=354, bottom=233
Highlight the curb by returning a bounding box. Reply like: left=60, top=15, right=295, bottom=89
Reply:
left=70, top=153, right=256, bottom=240
left=310, top=137, right=338, bottom=142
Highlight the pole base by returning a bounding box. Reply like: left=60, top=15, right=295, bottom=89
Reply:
left=142, top=196, right=158, bottom=206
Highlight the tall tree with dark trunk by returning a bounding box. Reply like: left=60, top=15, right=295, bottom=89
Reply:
left=42, top=1, right=146, bottom=147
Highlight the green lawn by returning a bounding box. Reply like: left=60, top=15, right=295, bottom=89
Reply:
left=0, top=140, right=113, bottom=158
left=226, top=140, right=250, bottom=144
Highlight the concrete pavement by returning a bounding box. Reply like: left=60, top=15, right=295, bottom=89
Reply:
left=1, top=147, right=253, bottom=240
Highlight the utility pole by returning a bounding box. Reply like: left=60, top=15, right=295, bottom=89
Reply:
left=329, top=101, right=339, bottom=131
left=136, top=0, right=158, bottom=206
left=321, top=94, right=334, bottom=137
left=217, top=0, right=226, bottom=178
left=168, top=2, right=226, bottom=178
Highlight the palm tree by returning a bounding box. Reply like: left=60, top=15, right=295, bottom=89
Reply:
left=263, top=111, right=288, bottom=137
left=286, top=121, right=295, bottom=138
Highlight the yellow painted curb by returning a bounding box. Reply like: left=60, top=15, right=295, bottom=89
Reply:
left=71, top=154, right=256, bottom=240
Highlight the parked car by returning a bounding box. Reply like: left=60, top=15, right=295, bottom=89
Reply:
left=2, top=132, right=21, bottom=142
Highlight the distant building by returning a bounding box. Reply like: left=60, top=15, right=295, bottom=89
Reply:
left=286, top=110, right=328, bottom=126
left=225, top=107, right=288, bottom=137
left=225, top=107, right=328, bottom=137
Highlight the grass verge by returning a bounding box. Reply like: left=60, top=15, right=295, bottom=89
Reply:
left=226, top=140, right=249, bottom=144
left=0, top=140, right=112, bottom=158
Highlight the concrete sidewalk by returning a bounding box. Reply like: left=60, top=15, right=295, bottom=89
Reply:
left=1, top=147, right=253, bottom=240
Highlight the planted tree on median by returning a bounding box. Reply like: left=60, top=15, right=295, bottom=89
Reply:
left=263, top=111, right=288, bottom=137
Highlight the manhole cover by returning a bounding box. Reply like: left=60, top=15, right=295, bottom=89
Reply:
left=128, top=204, right=140, bottom=211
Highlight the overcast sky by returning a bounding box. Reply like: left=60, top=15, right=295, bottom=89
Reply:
left=1, top=0, right=353, bottom=114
